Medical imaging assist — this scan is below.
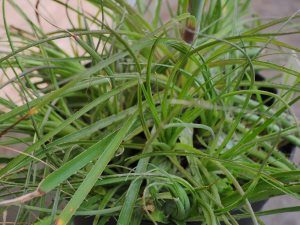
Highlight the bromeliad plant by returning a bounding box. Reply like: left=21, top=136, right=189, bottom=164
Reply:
left=0, top=0, right=299, bottom=224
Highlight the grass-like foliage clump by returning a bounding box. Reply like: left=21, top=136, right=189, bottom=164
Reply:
left=0, top=0, right=299, bottom=225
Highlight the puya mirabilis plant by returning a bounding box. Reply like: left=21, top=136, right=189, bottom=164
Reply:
left=0, top=0, right=299, bottom=225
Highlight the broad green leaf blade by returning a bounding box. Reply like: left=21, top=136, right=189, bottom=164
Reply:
left=0, top=80, right=137, bottom=177
left=38, top=132, right=115, bottom=193
left=55, top=112, right=138, bottom=225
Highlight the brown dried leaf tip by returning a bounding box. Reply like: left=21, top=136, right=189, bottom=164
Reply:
left=183, top=19, right=196, bottom=44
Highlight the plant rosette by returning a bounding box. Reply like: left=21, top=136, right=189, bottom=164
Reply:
left=0, top=1, right=299, bottom=225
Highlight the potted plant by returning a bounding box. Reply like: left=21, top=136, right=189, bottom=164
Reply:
left=0, top=0, right=299, bottom=225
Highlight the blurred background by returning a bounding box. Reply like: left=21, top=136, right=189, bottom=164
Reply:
left=0, top=0, right=299, bottom=224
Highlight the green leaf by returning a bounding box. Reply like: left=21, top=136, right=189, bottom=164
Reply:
left=0, top=80, right=137, bottom=177
left=55, top=112, right=138, bottom=225
left=38, top=132, right=115, bottom=193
